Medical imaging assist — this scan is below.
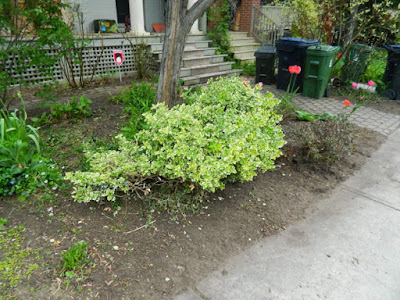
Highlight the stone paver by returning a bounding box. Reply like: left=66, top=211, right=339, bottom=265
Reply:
left=263, top=85, right=400, bottom=136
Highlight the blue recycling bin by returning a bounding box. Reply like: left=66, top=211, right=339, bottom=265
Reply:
left=276, top=37, right=321, bottom=92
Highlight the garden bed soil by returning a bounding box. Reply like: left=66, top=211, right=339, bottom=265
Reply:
left=0, top=83, right=390, bottom=299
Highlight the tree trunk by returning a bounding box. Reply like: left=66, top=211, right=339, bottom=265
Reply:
left=156, top=0, right=216, bottom=106
left=343, top=3, right=358, bottom=47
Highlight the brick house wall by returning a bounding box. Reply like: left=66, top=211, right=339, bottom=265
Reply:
left=239, top=0, right=261, bottom=35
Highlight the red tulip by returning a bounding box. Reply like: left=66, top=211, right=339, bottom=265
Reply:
left=288, top=65, right=301, bottom=75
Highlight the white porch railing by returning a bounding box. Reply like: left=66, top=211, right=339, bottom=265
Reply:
left=250, top=5, right=294, bottom=46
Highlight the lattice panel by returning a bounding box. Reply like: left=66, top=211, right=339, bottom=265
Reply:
left=5, top=38, right=159, bottom=86
left=6, top=48, right=64, bottom=85
left=68, top=44, right=136, bottom=78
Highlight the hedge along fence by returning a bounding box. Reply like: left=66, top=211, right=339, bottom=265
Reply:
left=3, top=35, right=160, bottom=87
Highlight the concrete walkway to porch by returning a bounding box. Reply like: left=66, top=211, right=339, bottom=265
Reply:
left=175, top=85, right=400, bottom=300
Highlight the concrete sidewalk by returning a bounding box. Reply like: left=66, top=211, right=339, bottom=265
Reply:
left=175, top=119, right=400, bottom=299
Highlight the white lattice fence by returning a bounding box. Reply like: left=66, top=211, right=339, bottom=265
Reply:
left=5, top=48, right=64, bottom=84
left=5, top=36, right=158, bottom=86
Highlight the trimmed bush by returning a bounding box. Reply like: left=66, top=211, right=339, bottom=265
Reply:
left=65, top=76, right=286, bottom=203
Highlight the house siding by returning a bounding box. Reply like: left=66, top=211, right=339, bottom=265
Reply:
left=69, top=0, right=118, bottom=33
left=144, top=0, right=166, bottom=32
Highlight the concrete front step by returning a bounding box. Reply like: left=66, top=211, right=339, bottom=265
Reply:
left=233, top=49, right=257, bottom=60
left=182, top=54, right=227, bottom=67
left=153, top=47, right=217, bottom=60
left=182, top=69, right=243, bottom=86
left=186, top=34, right=209, bottom=42
left=228, top=31, right=249, bottom=39
left=231, top=38, right=259, bottom=46
left=230, top=43, right=260, bottom=52
left=180, top=62, right=235, bottom=77
left=185, top=40, right=212, bottom=49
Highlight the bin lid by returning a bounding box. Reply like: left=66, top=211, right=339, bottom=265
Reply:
left=385, top=44, right=400, bottom=52
left=276, top=37, right=320, bottom=49
left=307, top=45, right=340, bottom=56
left=254, top=45, right=276, bottom=57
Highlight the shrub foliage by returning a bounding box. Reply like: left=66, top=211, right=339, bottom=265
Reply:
left=65, top=77, right=285, bottom=203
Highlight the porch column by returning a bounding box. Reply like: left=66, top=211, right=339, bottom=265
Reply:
left=188, top=0, right=202, bottom=34
left=129, top=0, right=149, bottom=35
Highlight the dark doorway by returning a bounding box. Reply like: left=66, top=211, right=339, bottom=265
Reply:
left=116, top=0, right=130, bottom=23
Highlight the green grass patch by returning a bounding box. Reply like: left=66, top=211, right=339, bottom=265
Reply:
left=0, top=224, right=39, bottom=297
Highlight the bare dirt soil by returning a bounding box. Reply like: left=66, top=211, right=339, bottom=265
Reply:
left=0, top=82, right=394, bottom=299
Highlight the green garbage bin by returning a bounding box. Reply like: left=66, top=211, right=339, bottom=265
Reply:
left=302, top=45, right=340, bottom=99
left=341, top=44, right=373, bottom=83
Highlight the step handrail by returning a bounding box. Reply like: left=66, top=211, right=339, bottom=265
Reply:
left=250, top=5, right=284, bottom=46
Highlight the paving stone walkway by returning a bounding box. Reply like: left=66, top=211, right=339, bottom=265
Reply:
left=263, top=85, right=400, bottom=136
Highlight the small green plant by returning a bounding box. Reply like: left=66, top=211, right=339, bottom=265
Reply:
left=295, top=110, right=339, bottom=122
left=110, top=81, right=156, bottom=138
left=0, top=93, right=41, bottom=171
left=287, top=118, right=354, bottom=165
left=234, top=61, right=256, bottom=76
left=59, top=241, right=90, bottom=277
left=49, top=96, right=92, bottom=120
left=0, top=94, right=62, bottom=198
left=98, top=70, right=118, bottom=84
left=0, top=218, right=7, bottom=230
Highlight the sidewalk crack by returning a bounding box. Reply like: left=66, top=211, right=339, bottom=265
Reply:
left=341, top=185, right=400, bottom=212
left=192, top=287, right=210, bottom=300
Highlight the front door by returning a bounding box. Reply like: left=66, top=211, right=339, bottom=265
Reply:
left=115, top=0, right=130, bottom=24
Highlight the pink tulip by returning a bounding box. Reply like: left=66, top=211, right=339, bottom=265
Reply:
left=368, top=80, right=375, bottom=86
left=257, top=82, right=263, bottom=87
left=352, top=82, right=358, bottom=88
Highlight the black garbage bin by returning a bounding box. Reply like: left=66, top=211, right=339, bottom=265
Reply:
left=383, top=45, right=400, bottom=100
left=276, top=37, right=320, bottom=91
left=254, top=45, right=276, bottom=85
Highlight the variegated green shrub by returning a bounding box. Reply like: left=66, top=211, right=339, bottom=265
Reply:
left=65, top=76, right=286, bottom=203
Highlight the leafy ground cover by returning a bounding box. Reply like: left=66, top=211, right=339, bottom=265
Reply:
left=0, top=77, right=393, bottom=299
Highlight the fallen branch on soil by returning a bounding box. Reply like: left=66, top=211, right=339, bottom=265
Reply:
left=124, top=220, right=156, bottom=234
